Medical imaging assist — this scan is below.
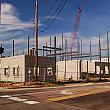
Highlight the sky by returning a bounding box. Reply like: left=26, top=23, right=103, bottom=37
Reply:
left=1, top=0, right=110, bottom=56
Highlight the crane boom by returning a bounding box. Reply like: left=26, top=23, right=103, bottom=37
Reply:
left=70, top=0, right=88, bottom=50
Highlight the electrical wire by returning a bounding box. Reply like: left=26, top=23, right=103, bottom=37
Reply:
left=43, top=0, right=58, bottom=17
left=39, top=0, right=46, bottom=6
left=39, top=0, right=67, bottom=32
left=0, top=0, right=67, bottom=33
left=41, top=0, right=63, bottom=23
left=39, top=0, right=48, bottom=7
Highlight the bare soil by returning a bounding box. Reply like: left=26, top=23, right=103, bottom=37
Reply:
left=0, top=82, right=58, bottom=89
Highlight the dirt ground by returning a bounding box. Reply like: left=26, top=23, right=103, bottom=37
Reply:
left=0, top=82, right=44, bottom=88
left=57, top=90, right=110, bottom=110
left=0, top=82, right=59, bottom=89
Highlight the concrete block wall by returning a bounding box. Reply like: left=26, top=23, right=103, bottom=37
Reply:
left=56, top=60, right=96, bottom=81
left=0, top=55, right=25, bottom=82
left=56, top=60, right=80, bottom=81
left=81, top=60, right=95, bottom=73
left=0, top=55, right=55, bottom=82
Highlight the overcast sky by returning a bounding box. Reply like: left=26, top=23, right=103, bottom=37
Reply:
left=1, top=0, right=110, bottom=56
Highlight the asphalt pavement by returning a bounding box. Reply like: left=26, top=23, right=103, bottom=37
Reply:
left=0, top=82, right=110, bottom=110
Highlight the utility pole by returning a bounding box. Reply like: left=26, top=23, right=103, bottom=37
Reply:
left=50, top=36, right=51, bottom=55
left=54, top=36, right=57, bottom=81
left=80, top=40, right=82, bottom=60
left=27, top=36, right=30, bottom=55
left=35, top=0, right=38, bottom=81
left=99, top=35, right=102, bottom=81
left=64, top=39, right=67, bottom=81
left=71, top=46, right=72, bottom=60
left=62, top=33, right=64, bottom=61
left=77, top=38, right=80, bottom=59
left=90, top=41, right=92, bottom=61
left=60, top=45, right=62, bottom=61
left=80, top=40, right=82, bottom=79
left=77, top=38, right=80, bottom=80
left=43, top=46, right=45, bottom=84
left=46, top=43, right=47, bottom=56
left=87, top=60, right=89, bottom=80
left=107, top=32, right=109, bottom=74
left=1, top=44, right=2, bottom=58
left=12, top=40, right=14, bottom=56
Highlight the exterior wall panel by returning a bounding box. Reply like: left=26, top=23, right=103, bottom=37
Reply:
left=0, top=55, right=25, bottom=82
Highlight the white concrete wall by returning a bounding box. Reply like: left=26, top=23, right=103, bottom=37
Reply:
left=95, top=58, right=109, bottom=74
left=0, top=55, right=55, bottom=82
left=88, top=61, right=95, bottom=73
left=82, top=60, right=95, bottom=73
left=0, top=55, right=25, bottom=82
left=105, top=66, right=109, bottom=74
left=56, top=60, right=96, bottom=81
left=82, top=60, right=87, bottom=72
left=56, top=60, right=80, bottom=81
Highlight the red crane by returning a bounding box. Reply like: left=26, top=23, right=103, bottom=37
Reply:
left=70, top=0, right=88, bottom=50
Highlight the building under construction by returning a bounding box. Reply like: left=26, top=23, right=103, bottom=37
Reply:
left=56, top=58, right=110, bottom=81
left=0, top=55, right=55, bottom=82
left=0, top=56, right=110, bottom=83
left=0, top=32, right=110, bottom=83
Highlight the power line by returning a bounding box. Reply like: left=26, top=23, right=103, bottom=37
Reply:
left=0, top=0, right=67, bottom=33
left=39, top=0, right=48, bottom=7
left=42, top=0, right=58, bottom=17
left=39, top=0, right=67, bottom=32
left=41, top=0, right=63, bottom=23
